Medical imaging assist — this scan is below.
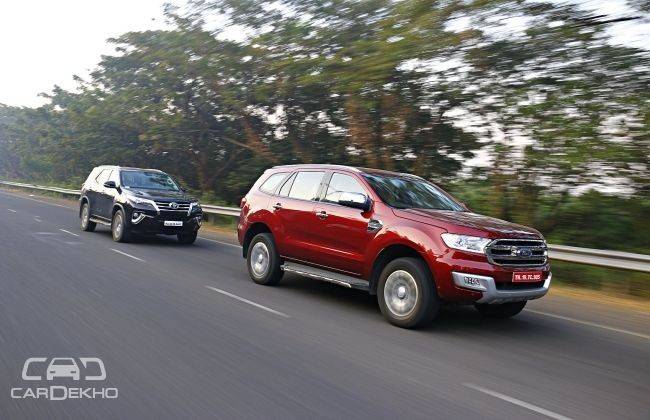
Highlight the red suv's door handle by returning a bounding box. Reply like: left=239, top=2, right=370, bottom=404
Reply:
left=273, top=203, right=282, bottom=210
left=315, top=210, right=328, bottom=219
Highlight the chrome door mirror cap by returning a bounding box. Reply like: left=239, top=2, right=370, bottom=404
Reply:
left=339, top=192, right=371, bottom=211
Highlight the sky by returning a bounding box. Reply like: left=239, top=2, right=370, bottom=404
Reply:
left=0, top=0, right=171, bottom=107
left=0, top=0, right=647, bottom=108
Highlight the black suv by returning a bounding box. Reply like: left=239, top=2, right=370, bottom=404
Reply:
left=79, top=166, right=203, bottom=243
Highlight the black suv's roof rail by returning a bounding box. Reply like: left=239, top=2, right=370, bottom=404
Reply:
left=94, top=165, right=165, bottom=173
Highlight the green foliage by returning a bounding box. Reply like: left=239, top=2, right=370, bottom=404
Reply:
left=449, top=181, right=649, bottom=253
left=0, top=0, right=648, bottom=257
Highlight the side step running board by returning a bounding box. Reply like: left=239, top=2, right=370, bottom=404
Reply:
left=282, top=262, right=369, bottom=291
left=89, top=217, right=111, bottom=226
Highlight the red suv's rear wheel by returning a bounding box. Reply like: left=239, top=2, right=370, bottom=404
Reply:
left=378, top=257, right=439, bottom=328
left=247, top=233, right=283, bottom=285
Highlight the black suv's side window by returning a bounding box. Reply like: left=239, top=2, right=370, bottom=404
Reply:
left=95, top=169, right=110, bottom=186
left=323, top=173, right=366, bottom=204
left=108, top=170, right=120, bottom=184
left=288, top=171, right=325, bottom=201
left=260, top=172, right=287, bottom=194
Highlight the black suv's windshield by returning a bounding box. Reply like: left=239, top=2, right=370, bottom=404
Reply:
left=363, top=174, right=464, bottom=211
left=120, top=170, right=179, bottom=191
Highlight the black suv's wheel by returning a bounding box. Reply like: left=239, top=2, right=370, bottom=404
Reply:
left=111, top=209, right=131, bottom=243
left=177, top=231, right=198, bottom=244
left=475, top=301, right=527, bottom=318
left=377, top=257, right=439, bottom=329
left=80, top=201, right=96, bottom=232
left=247, top=233, right=283, bottom=285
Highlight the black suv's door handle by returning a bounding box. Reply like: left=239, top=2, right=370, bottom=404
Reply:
left=315, top=210, right=328, bottom=219
left=273, top=203, right=282, bottom=210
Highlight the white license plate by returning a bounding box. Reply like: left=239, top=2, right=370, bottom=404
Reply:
left=164, top=221, right=183, bottom=227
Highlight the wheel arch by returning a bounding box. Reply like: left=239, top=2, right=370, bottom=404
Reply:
left=111, top=203, right=127, bottom=219
left=79, top=196, right=90, bottom=217
left=242, top=222, right=273, bottom=258
left=369, top=244, right=430, bottom=295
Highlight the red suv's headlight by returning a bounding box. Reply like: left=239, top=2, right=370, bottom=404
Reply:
left=441, top=233, right=491, bottom=254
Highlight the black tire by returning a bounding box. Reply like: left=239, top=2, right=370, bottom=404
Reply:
left=246, top=233, right=283, bottom=285
left=111, top=209, right=131, bottom=243
left=80, top=201, right=96, bottom=232
left=177, top=231, right=198, bottom=244
left=377, top=257, right=439, bottom=328
left=475, top=301, right=527, bottom=318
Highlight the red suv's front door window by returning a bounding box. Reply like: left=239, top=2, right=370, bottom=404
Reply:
left=311, top=173, right=373, bottom=274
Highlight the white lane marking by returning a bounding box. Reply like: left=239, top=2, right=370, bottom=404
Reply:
left=463, top=383, right=572, bottom=420
left=7, top=209, right=17, bottom=213
left=198, top=236, right=241, bottom=248
left=110, top=248, right=145, bottom=262
left=205, top=285, right=289, bottom=318
left=34, top=217, right=42, bottom=222
left=526, top=309, right=650, bottom=340
left=59, top=228, right=79, bottom=237
left=0, top=190, right=69, bottom=208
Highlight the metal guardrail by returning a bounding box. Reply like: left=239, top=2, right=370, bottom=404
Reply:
left=548, top=244, right=650, bottom=273
left=0, top=180, right=244, bottom=217
left=1, top=180, right=649, bottom=272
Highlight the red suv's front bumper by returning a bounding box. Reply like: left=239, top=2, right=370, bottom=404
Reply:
left=427, top=250, right=551, bottom=303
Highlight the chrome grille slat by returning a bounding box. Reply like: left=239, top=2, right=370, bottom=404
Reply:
left=486, top=239, right=547, bottom=267
left=154, top=201, right=191, bottom=212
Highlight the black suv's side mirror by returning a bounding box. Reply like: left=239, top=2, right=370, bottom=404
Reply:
left=103, top=181, right=117, bottom=189
left=339, top=192, right=372, bottom=212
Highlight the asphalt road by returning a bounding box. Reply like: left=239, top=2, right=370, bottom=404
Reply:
left=0, top=188, right=648, bottom=419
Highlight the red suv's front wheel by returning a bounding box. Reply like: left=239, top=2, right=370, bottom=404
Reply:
left=378, top=257, right=439, bottom=328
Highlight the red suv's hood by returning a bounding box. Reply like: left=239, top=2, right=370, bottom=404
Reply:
left=393, top=209, right=542, bottom=238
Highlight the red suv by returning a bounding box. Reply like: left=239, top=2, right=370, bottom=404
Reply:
left=238, top=165, right=551, bottom=328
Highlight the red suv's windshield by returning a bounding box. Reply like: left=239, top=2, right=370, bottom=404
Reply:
left=363, top=174, right=464, bottom=211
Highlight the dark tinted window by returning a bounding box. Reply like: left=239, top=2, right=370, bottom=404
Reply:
left=120, top=170, right=179, bottom=191
left=95, top=169, right=110, bottom=185
left=259, top=172, right=287, bottom=194
left=108, top=170, right=120, bottom=184
left=363, top=174, right=463, bottom=211
left=324, top=173, right=366, bottom=204
left=288, top=171, right=325, bottom=201
left=278, top=173, right=296, bottom=197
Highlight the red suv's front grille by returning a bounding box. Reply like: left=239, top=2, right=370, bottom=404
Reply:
left=486, top=239, right=547, bottom=267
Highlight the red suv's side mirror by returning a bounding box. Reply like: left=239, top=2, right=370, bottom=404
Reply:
left=339, top=192, right=371, bottom=212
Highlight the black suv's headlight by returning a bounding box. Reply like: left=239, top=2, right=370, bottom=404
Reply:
left=126, top=195, right=157, bottom=209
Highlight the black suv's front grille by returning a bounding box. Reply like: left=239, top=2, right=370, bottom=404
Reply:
left=155, top=201, right=191, bottom=212
left=486, top=239, right=547, bottom=267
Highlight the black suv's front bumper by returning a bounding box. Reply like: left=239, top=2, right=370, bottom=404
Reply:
left=128, top=206, right=202, bottom=235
